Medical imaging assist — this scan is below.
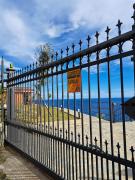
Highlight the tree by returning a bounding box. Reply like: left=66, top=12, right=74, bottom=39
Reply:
left=35, top=43, right=53, bottom=98
left=35, top=44, right=53, bottom=124
left=35, top=43, right=53, bottom=93
left=35, top=43, right=53, bottom=66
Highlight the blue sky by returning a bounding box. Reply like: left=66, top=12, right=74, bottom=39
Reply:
left=0, top=0, right=135, bottom=98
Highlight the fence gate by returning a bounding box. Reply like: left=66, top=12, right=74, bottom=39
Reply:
left=4, top=4, right=135, bottom=180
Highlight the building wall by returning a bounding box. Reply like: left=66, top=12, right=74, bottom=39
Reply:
left=15, top=93, right=24, bottom=106
left=1, top=89, right=32, bottom=107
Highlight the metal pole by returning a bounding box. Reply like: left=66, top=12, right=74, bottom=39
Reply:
left=1, top=57, right=4, bottom=146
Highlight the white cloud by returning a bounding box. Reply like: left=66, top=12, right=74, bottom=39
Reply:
left=45, top=24, right=74, bottom=38
left=70, top=0, right=134, bottom=30
left=0, top=8, right=38, bottom=62
left=0, top=0, right=134, bottom=66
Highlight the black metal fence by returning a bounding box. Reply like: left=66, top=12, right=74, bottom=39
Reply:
left=2, top=4, right=135, bottom=180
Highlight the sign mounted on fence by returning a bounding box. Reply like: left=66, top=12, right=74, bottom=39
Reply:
left=67, top=69, right=81, bottom=93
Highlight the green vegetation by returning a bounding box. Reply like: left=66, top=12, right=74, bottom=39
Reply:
left=0, top=170, right=8, bottom=180
left=0, top=149, right=8, bottom=180
left=16, top=104, right=74, bottom=124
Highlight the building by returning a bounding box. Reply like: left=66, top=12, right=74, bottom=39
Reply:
left=0, top=87, right=33, bottom=106
left=14, top=87, right=33, bottom=105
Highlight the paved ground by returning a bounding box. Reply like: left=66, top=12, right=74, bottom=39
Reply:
left=0, top=146, right=53, bottom=180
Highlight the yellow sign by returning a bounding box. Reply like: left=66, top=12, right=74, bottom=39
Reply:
left=10, top=64, right=13, bottom=69
left=68, top=69, right=81, bottom=93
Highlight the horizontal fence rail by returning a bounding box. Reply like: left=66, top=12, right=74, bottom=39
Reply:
left=5, top=120, right=135, bottom=169
left=3, top=4, right=135, bottom=180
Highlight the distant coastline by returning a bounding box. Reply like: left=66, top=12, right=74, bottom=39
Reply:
left=34, top=97, right=133, bottom=122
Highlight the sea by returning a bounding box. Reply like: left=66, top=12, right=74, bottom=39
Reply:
left=35, top=97, right=133, bottom=122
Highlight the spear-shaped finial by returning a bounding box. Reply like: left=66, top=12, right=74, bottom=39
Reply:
left=30, top=64, right=31, bottom=70
left=116, top=142, right=121, bottom=156
left=132, top=3, right=135, bottom=28
left=60, top=128, right=62, bottom=138
left=86, top=35, right=91, bottom=47
left=86, top=135, right=88, bottom=146
left=72, top=43, right=75, bottom=66
left=60, top=49, right=63, bottom=58
left=72, top=43, right=75, bottom=53
left=66, top=46, right=69, bottom=56
left=116, top=20, right=123, bottom=35
left=116, top=142, right=121, bottom=149
left=65, top=129, right=68, bottom=139
left=94, top=137, right=98, bottom=145
left=105, top=26, right=111, bottom=40
left=130, top=146, right=134, bottom=162
left=71, top=131, right=73, bottom=141
left=95, top=31, right=99, bottom=44
left=35, top=61, right=38, bottom=68
left=33, top=62, right=35, bottom=69
left=56, top=51, right=58, bottom=60
left=79, top=39, right=83, bottom=50
left=105, top=140, right=108, bottom=153
left=78, top=133, right=80, bottom=144
left=46, top=125, right=48, bottom=133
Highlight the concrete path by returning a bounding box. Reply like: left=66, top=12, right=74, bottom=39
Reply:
left=0, top=146, right=53, bottom=180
